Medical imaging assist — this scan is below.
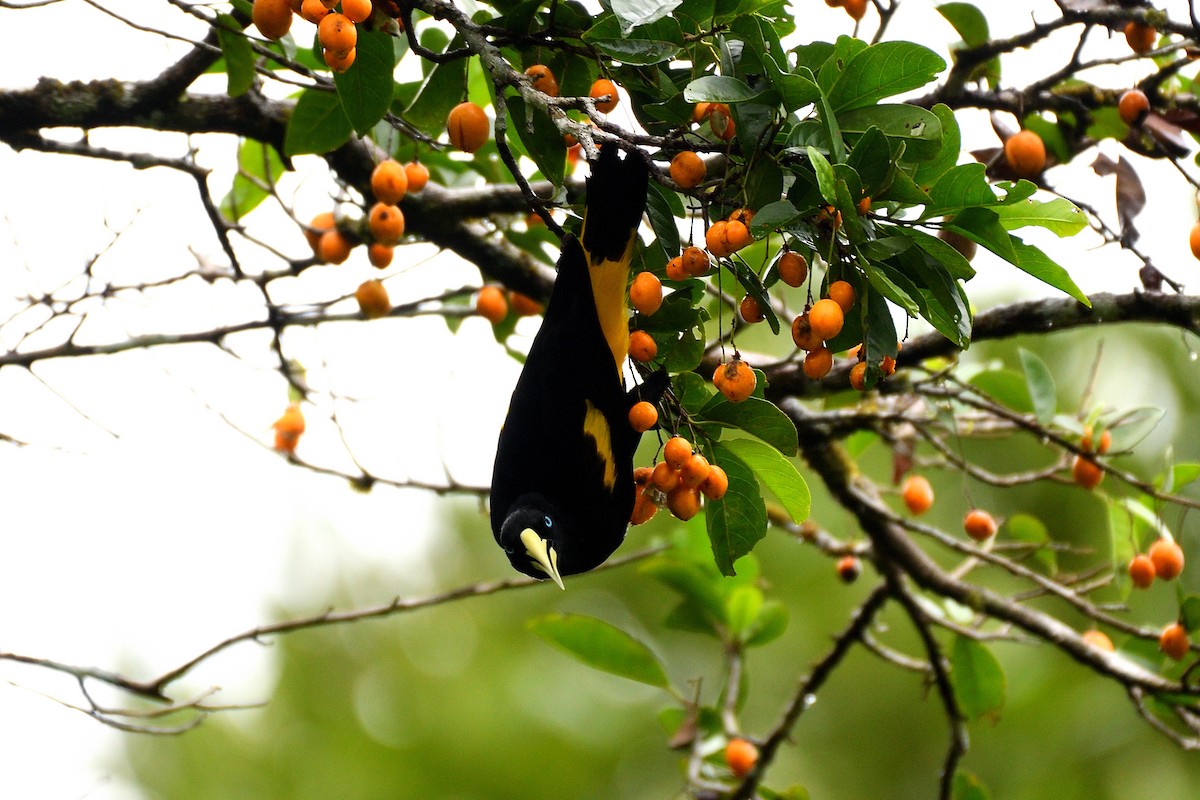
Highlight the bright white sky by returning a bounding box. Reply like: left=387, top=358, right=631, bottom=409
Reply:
left=0, top=1, right=1196, bottom=797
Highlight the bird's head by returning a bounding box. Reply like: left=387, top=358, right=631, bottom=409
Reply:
left=498, top=502, right=566, bottom=589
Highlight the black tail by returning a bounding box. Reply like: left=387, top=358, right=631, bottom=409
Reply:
left=580, top=145, right=649, bottom=264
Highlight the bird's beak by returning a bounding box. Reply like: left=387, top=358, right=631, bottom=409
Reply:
left=520, top=528, right=565, bottom=590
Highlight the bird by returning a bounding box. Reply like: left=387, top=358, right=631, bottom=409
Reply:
left=490, top=144, right=665, bottom=588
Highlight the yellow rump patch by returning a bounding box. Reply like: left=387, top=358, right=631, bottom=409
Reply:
left=587, top=249, right=634, bottom=380
left=583, top=400, right=617, bottom=491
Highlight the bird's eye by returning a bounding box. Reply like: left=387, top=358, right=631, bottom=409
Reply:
left=544, top=515, right=553, bottom=529
left=504, top=546, right=514, bottom=555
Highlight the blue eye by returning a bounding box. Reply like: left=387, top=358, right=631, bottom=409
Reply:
left=544, top=515, right=553, bottom=528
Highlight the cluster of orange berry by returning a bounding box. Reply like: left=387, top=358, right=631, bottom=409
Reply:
left=1071, top=425, right=1110, bottom=490
left=631, top=436, right=729, bottom=525
left=473, top=285, right=544, bottom=324
left=252, top=0, right=375, bottom=73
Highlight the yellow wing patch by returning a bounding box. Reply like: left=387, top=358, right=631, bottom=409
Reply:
left=583, top=400, right=617, bottom=491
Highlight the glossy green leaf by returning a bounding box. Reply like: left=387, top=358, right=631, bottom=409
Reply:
left=865, top=261, right=920, bottom=317
left=506, top=95, right=566, bottom=186
left=684, top=75, right=765, bottom=103
left=284, top=88, right=352, bottom=156
left=699, top=396, right=798, bottom=455
left=808, top=145, right=837, bottom=204
left=846, top=126, right=894, bottom=198
left=1007, top=235, right=1090, bottom=306
left=402, top=35, right=468, bottom=136
left=994, top=197, right=1087, bottom=236
left=611, top=0, right=681, bottom=31
left=641, top=559, right=727, bottom=628
left=763, top=55, right=822, bottom=110
left=528, top=613, right=670, bottom=688
left=938, top=3, right=990, bottom=47
left=719, top=437, right=810, bottom=524
left=913, top=104, right=961, bottom=187
left=1019, top=348, right=1057, bottom=425
left=924, top=163, right=997, bottom=215
left=837, top=104, right=943, bottom=163
left=725, top=584, right=764, bottom=639
left=214, top=14, right=254, bottom=98
left=828, top=41, right=945, bottom=113
left=1001, top=513, right=1057, bottom=575
left=744, top=600, right=789, bottom=647
left=706, top=443, right=769, bottom=576
left=220, top=138, right=285, bottom=222
left=893, top=225, right=976, bottom=280
left=751, top=199, right=801, bottom=233
left=951, top=635, right=1006, bottom=722
left=334, top=30, right=396, bottom=136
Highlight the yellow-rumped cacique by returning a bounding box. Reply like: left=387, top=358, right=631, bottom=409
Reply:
left=490, top=144, right=666, bottom=588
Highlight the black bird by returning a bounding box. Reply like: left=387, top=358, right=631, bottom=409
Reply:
left=490, top=145, right=664, bottom=588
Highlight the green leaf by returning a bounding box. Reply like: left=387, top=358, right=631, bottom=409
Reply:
left=751, top=199, right=801, bottom=234
left=528, top=613, right=670, bottom=688
left=938, top=3, right=990, bottom=47
left=402, top=35, right=468, bottom=136
left=611, top=0, right=680, bottom=31
left=506, top=95, right=566, bottom=186
left=913, top=104, right=961, bottom=187
left=828, top=41, right=945, bottom=113
left=837, top=104, right=943, bottom=163
left=865, top=261, right=920, bottom=317
left=284, top=88, right=352, bottom=156
left=808, top=145, right=837, bottom=204
left=951, top=635, right=1006, bottom=722
left=1180, top=597, right=1200, bottom=633
left=846, top=126, right=894, bottom=198
left=725, top=584, right=764, bottom=639
left=1019, top=348, right=1057, bottom=426
left=744, top=600, right=789, bottom=647
left=994, top=197, right=1087, bottom=236
left=968, top=369, right=1032, bottom=413
left=1108, top=504, right=1137, bottom=594
left=951, top=770, right=993, bottom=800
left=1007, top=235, right=1090, bottom=306
left=1001, top=513, right=1057, bottom=575
left=583, top=15, right=683, bottom=65
left=893, top=225, right=975, bottom=280
left=333, top=30, right=396, bottom=137
left=647, top=181, right=683, bottom=257
left=1108, top=406, right=1165, bottom=452
left=214, top=13, right=254, bottom=98
left=699, top=396, right=799, bottom=455
left=706, top=443, right=769, bottom=576
left=684, top=75, right=765, bottom=103
left=719, top=437, right=811, bottom=524
left=220, top=138, right=285, bottom=222
left=763, top=55, right=821, bottom=110
left=641, top=558, right=727, bottom=628
left=924, top=163, right=997, bottom=215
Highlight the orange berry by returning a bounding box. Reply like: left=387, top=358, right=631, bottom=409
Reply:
left=699, top=464, right=729, bottom=500
left=318, top=12, right=357, bottom=55
left=709, top=103, right=736, bottom=141
left=667, top=485, right=702, bottom=521
left=317, top=229, right=353, bottom=264
left=525, top=64, right=559, bottom=96
left=300, top=0, right=330, bottom=23
left=680, top=453, right=711, bottom=489
left=1128, top=554, right=1156, bottom=589
left=368, top=202, right=405, bottom=245
left=713, top=358, right=757, bottom=403
left=509, top=291, right=543, bottom=317
left=355, top=279, right=390, bottom=319
left=404, top=161, right=430, bottom=193
left=724, top=738, right=758, bottom=778
left=272, top=402, right=305, bottom=454
left=630, top=271, right=664, bottom=316
left=1004, top=129, right=1046, bottom=178
left=1189, top=221, right=1200, bottom=261
left=371, top=159, right=408, bottom=205
left=843, top=0, right=867, bottom=20
left=827, top=280, right=856, bottom=313
left=1118, top=89, right=1150, bottom=126
left=963, top=509, right=998, bottom=542
left=305, top=211, right=336, bottom=252
left=323, top=47, right=356, bottom=73
left=1080, top=425, right=1112, bottom=455
left=670, top=151, right=706, bottom=189
left=663, top=436, right=693, bottom=470
left=1081, top=629, right=1115, bottom=651
left=691, top=102, right=713, bottom=124
left=630, top=491, right=658, bottom=525
left=807, top=298, right=845, bottom=341
left=849, top=360, right=868, bottom=391
left=727, top=207, right=755, bottom=227
left=1149, top=538, right=1185, bottom=580
left=367, top=242, right=393, bottom=268
left=856, top=195, right=871, bottom=215
left=739, top=295, right=765, bottom=324
left=652, top=460, right=681, bottom=492
left=590, top=78, right=620, bottom=113
left=1124, top=20, right=1157, bottom=55
left=1159, top=622, right=1190, bottom=661
left=475, top=285, right=508, bottom=324
left=901, top=475, right=934, bottom=515
left=447, top=102, right=490, bottom=153
left=724, top=219, right=754, bottom=253
left=681, top=245, right=710, bottom=277
left=880, top=354, right=897, bottom=376
left=252, top=0, right=293, bottom=39
left=341, top=0, right=372, bottom=22
left=837, top=555, right=861, bottom=583
left=939, top=229, right=978, bottom=261
left=790, top=313, right=824, bottom=351
left=803, top=347, right=833, bottom=380
left=665, top=255, right=689, bottom=281
left=628, top=330, right=658, bottom=363
left=777, top=251, right=808, bottom=287
left=628, top=401, right=658, bottom=433
left=705, top=220, right=731, bottom=257
left=1072, top=454, right=1104, bottom=490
